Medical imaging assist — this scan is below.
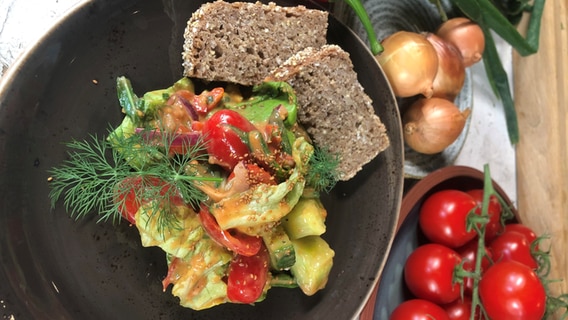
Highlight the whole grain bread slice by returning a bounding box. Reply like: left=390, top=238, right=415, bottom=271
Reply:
left=182, top=1, right=328, bottom=86
left=266, top=45, right=390, bottom=180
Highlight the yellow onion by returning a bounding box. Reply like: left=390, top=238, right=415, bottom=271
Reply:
left=376, top=31, right=438, bottom=98
left=403, top=97, right=471, bottom=154
left=436, top=17, right=485, bottom=67
left=425, top=32, right=466, bottom=101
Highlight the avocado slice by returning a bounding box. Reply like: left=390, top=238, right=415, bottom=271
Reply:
left=282, top=197, right=327, bottom=240
left=290, top=236, right=335, bottom=296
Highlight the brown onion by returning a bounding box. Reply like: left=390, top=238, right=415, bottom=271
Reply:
left=436, top=17, right=485, bottom=67
left=425, top=32, right=466, bottom=101
left=403, top=97, right=471, bottom=154
left=376, top=31, right=438, bottom=98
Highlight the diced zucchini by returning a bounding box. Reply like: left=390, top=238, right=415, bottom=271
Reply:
left=262, top=225, right=296, bottom=270
left=282, top=197, right=327, bottom=240
left=270, top=272, right=299, bottom=288
left=290, top=236, right=335, bottom=296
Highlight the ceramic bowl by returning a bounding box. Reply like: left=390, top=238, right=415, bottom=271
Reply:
left=359, top=165, right=517, bottom=319
left=333, top=0, right=473, bottom=178
left=0, top=0, right=404, bottom=319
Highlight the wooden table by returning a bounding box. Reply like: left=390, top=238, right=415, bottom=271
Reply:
left=515, top=0, right=568, bottom=316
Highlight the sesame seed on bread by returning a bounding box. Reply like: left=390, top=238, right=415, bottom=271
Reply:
left=266, top=45, right=390, bottom=180
left=182, top=1, right=328, bottom=86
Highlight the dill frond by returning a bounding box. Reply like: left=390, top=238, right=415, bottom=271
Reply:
left=48, top=130, right=221, bottom=233
left=306, top=146, right=340, bottom=193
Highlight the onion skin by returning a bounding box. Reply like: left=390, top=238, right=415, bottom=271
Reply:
left=403, top=97, right=471, bottom=154
left=436, top=17, right=485, bottom=68
left=425, top=32, right=466, bottom=101
left=376, top=31, right=438, bottom=98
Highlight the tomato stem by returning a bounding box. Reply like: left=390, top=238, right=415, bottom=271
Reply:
left=468, top=164, right=498, bottom=320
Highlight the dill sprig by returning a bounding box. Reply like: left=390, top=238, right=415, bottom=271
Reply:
left=306, top=146, right=340, bottom=193
left=48, top=129, right=221, bottom=233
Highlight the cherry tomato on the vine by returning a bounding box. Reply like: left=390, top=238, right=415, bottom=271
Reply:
left=504, top=223, right=538, bottom=247
left=390, top=299, right=450, bottom=320
left=419, top=189, right=478, bottom=248
left=456, top=239, right=492, bottom=296
left=479, top=260, right=546, bottom=320
left=443, top=296, right=485, bottom=320
left=466, top=189, right=503, bottom=240
left=489, top=229, right=538, bottom=269
left=404, top=243, right=462, bottom=304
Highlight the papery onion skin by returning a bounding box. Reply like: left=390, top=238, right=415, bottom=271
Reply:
left=403, top=97, right=471, bottom=154
left=376, top=31, right=438, bottom=98
left=436, top=17, right=485, bottom=68
left=425, top=32, right=466, bottom=101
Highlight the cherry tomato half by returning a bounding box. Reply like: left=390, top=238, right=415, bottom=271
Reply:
left=419, top=190, right=478, bottom=248
left=227, top=245, right=270, bottom=304
left=479, top=260, right=546, bottom=320
left=202, top=109, right=256, bottom=171
left=404, top=243, right=462, bottom=304
left=390, top=299, right=450, bottom=320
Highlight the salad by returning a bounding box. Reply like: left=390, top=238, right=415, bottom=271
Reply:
left=49, top=77, right=340, bottom=310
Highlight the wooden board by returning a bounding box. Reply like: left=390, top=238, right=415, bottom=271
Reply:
left=514, top=0, right=568, bottom=316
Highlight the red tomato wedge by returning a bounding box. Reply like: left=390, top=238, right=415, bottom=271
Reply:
left=198, top=205, right=262, bottom=257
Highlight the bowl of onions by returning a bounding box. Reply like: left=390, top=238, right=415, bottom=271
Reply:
left=335, top=0, right=483, bottom=178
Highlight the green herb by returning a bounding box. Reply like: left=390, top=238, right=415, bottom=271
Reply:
left=48, top=130, right=221, bottom=232
left=306, top=146, right=340, bottom=193
left=342, top=0, right=384, bottom=55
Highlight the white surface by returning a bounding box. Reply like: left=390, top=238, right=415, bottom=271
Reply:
left=453, top=36, right=517, bottom=204
left=0, top=0, right=517, bottom=203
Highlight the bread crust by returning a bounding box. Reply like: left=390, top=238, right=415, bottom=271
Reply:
left=267, top=45, right=390, bottom=180
left=182, top=1, right=328, bottom=86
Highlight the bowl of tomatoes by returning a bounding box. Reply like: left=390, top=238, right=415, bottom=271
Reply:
left=367, top=165, right=551, bottom=320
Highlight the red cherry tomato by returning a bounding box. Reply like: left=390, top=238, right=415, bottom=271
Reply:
left=456, top=239, right=492, bottom=296
left=390, top=299, right=450, bottom=320
left=479, top=261, right=546, bottom=320
left=443, top=296, right=485, bottom=320
left=466, top=189, right=503, bottom=240
left=489, top=229, right=538, bottom=269
left=202, top=109, right=256, bottom=171
left=404, top=243, right=462, bottom=304
left=419, top=190, right=478, bottom=248
left=504, top=223, right=538, bottom=246
left=198, top=205, right=262, bottom=257
left=227, top=245, right=270, bottom=304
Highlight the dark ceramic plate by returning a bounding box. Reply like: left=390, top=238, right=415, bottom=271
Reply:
left=370, top=166, right=517, bottom=319
left=0, top=0, right=404, bottom=319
